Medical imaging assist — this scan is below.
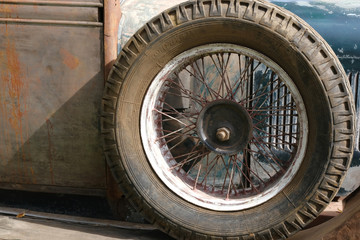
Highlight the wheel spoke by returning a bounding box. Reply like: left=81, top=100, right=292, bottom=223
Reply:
left=142, top=44, right=307, bottom=210
left=233, top=155, right=260, bottom=193
left=166, top=76, right=207, bottom=106
left=229, top=57, right=255, bottom=99
left=192, top=59, right=217, bottom=101
left=238, top=152, right=268, bottom=187
left=252, top=124, right=298, bottom=145
left=251, top=136, right=287, bottom=172
left=183, top=65, right=221, bottom=100
left=161, top=126, right=197, bottom=145
left=153, top=108, right=189, bottom=127
left=200, top=154, right=221, bottom=186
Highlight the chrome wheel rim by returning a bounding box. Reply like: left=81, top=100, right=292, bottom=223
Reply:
left=141, top=44, right=308, bottom=211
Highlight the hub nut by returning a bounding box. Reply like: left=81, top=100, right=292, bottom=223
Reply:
left=216, top=127, right=231, bottom=142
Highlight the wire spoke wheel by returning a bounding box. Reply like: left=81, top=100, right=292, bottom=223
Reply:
left=102, top=1, right=355, bottom=238
left=141, top=44, right=308, bottom=211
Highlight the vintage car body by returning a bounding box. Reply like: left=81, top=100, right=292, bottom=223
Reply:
left=0, top=0, right=359, bottom=238
left=1, top=0, right=358, bottom=198
left=0, top=0, right=116, bottom=196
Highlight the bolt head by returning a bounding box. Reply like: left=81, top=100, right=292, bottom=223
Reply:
left=216, top=127, right=231, bottom=142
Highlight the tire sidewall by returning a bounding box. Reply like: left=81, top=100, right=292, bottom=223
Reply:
left=115, top=18, right=332, bottom=235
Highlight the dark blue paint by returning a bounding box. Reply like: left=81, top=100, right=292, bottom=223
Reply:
left=272, top=1, right=360, bottom=74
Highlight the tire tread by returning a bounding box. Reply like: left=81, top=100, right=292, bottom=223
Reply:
left=101, top=0, right=355, bottom=239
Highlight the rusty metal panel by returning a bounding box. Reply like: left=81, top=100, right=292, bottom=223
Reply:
left=0, top=1, right=103, bottom=26
left=0, top=5, right=99, bottom=23
left=0, top=1, right=106, bottom=192
left=104, top=0, right=121, bottom=81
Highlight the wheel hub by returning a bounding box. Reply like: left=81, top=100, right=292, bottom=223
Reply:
left=196, top=99, right=252, bottom=155
left=141, top=44, right=308, bottom=211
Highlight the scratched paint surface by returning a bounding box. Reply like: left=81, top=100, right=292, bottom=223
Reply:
left=0, top=3, right=106, bottom=189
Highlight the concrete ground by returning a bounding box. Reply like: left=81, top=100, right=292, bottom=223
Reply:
left=0, top=215, right=173, bottom=240
left=1, top=188, right=359, bottom=240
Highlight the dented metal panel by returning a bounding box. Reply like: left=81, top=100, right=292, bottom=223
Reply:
left=0, top=0, right=106, bottom=193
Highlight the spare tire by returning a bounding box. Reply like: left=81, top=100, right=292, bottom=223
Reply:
left=102, top=0, right=355, bottom=239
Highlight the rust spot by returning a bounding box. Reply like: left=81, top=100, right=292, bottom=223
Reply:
left=16, top=212, right=26, bottom=218
left=0, top=4, right=15, bottom=18
left=5, top=40, right=25, bottom=134
left=46, top=65, right=53, bottom=73
left=29, top=166, right=36, bottom=184
left=60, top=48, right=79, bottom=69
left=0, top=27, right=29, bottom=175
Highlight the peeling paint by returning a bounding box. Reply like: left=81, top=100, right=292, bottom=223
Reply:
left=60, top=48, right=79, bottom=69
left=347, top=13, right=360, bottom=18
left=338, top=55, right=360, bottom=60
left=295, top=1, right=312, bottom=7
left=273, top=0, right=360, bottom=9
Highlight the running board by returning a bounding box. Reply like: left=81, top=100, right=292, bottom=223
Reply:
left=0, top=206, right=156, bottom=231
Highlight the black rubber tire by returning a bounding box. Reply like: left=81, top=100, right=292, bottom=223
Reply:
left=101, top=0, right=355, bottom=239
